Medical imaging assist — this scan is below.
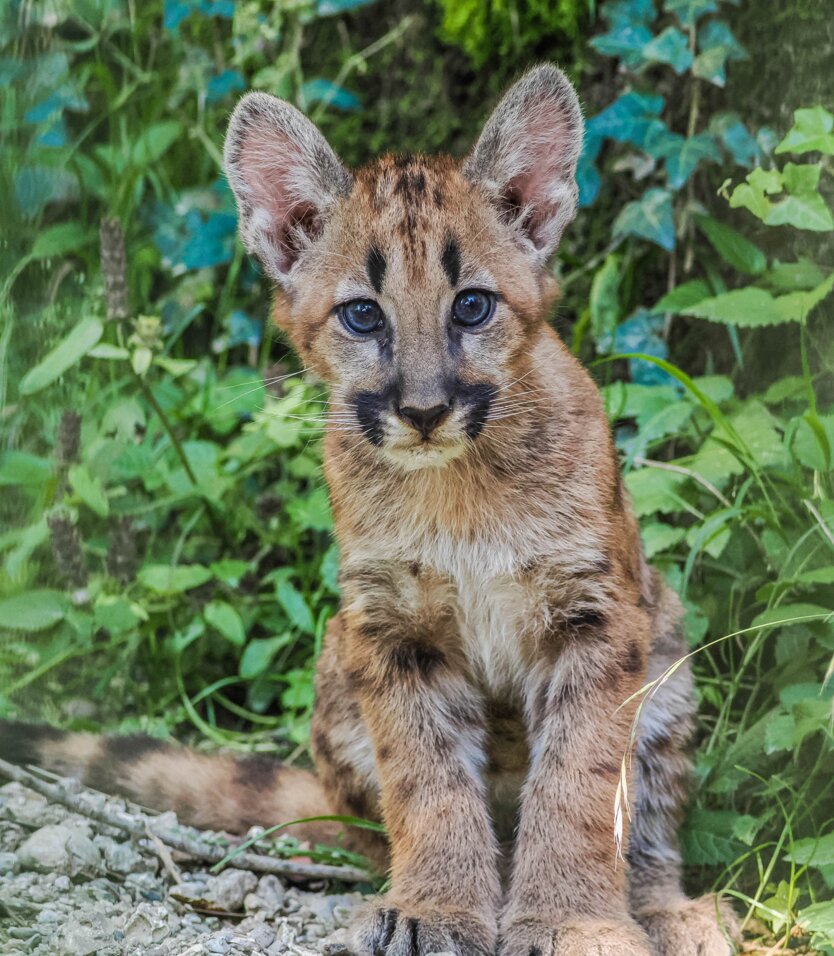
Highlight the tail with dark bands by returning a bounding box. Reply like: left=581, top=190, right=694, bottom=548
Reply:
left=0, top=719, right=336, bottom=840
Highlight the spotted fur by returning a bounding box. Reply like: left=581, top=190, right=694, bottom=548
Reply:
left=0, top=65, right=737, bottom=956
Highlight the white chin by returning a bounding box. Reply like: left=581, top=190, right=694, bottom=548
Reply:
left=382, top=442, right=466, bottom=471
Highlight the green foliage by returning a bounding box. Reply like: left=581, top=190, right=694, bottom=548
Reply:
left=1, top=0, right=833, bottom=946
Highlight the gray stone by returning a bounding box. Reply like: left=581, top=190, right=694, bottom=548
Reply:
left=17, top=824, right=101, bottom=878
left=0, top=850, right=18, bottom=873
left=122, top=902, right=174, bottom=945
left=100, top=837, right=142, bottom=874
left=208, top=868, right=258, bottom=912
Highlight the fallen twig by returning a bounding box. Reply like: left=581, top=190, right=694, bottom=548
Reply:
left=0, top=757, right=373, bottom=884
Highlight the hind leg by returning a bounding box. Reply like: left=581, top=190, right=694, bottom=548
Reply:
left=311, top=614, right=389, bottom=872
left=629, top=583, right=738, bottom=955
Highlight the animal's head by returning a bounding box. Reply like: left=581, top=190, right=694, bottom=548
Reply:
left=224, top=65, right=583, bottom=471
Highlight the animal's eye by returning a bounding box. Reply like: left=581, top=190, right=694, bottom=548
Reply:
left=339, top=299, right=385, bottom=335
left=451, top=289, right=495, bottom=328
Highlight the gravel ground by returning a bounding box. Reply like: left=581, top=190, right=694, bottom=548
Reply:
left=0, top=781, right=368, bottom=956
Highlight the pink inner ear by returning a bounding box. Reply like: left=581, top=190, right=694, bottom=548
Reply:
left=501, top=97, right=582, bottom=252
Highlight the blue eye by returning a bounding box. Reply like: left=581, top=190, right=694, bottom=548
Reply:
left=339, top=299, right=385, bottom=335
left=451, top=289, right=495, bottom=328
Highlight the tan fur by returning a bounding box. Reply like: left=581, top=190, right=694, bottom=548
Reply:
left=0, top=66, right=738, bottom=956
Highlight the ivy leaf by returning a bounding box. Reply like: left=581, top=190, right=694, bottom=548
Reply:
left=590, top=254, right=621, bottom=351
left=693, top=21, right=747, bottom=87
left=766, top=193, right=834, bottom=232
left=776, top=106, right=834, bottom=156
left=301, top=78, right=361, bottom=112
left=587, top=92, right=664, bottom=145
left=664, top=0, right=718, bottom=28
left=613, top=188, right=675, bottom=251
left=643, top=26, right=693, bottom=74
left=19, top=318, right=103, bottom=395
left=711, top=113, right=763, bottom=167
left=590, top=25, right=653, bottom=68
left=613, top=310, right=670, bottom=384
left=694, top=216, right=766, bottom=275
left=654, top=131, right=722, bottom=188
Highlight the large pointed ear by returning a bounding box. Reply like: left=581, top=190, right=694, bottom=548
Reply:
left=463, top=64, right=583, bottom=264
left=224, top=92, right=352, bottom=286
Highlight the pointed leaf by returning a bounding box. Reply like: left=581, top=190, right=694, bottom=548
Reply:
left=613, top=189, right=676, bottom=251
left=19, top=318, right=103, bottom=395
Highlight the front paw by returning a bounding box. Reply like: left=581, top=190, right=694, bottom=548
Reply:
left=499, top=915, right=653, bottom=956
left=635, top=895, right=739, bottom=956
left=350, top=900, right=496, bottom=956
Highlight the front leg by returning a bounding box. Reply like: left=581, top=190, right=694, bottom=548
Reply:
left=341, top=572, right=500, bottom=956
left=501, top=605, right=653, bottom=956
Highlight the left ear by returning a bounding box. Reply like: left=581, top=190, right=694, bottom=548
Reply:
left=463, top=64, right=583, bottom=263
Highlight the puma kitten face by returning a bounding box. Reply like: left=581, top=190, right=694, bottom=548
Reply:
left=225, top=65, right=583, bottom=471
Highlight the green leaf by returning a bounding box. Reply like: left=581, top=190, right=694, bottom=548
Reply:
left=681, top=809, right=744, bottom=865
left=131, top=120, right=183, bottom=165
left=788, top=833, right=834, bottom=868
left=625, top=466, right=688, bottom=517
left=276, top=580, right=315, bottom=634
left=19, top=318, right=103, bottom=395
left=613, top=188, right=676, bottom=251
left=765, top=192, right=834, bottom=231
left=31, top=222, right=92, bottom=260
left=0, top=590, right=69, bottom=631
left=138, top=564, right=213, bottom=594
left=776, top=106, right=834, bottom=156
left=209, top=559, right=252, bottom=587
left=239, top=634, right=293, bottom=680
left=204, top=600, right=246, bottom=647
left=286, top=487, right=332, bottom=532
left=774, top=272, right=834, bottom=322
left=0, top=451, right=52, bottom=487
left=792, top=414, right=834, bottom=471
left=800, top=900, right=834, bottom=944
left=643, top=26, right=693, bottom=73
left=655, top=280, right=712, bottom=313
left=752, top=604, right=831, bottom=630
left=641, top=522, right=687, bottom=559
left=590, top=254, right=621, bottom=351
left=94, top=596, right=141, bottom=634
left=682, top=288, right=785, bottom=327
left=694, top=216, right=766, bottom=276
left=68, top=463, right=109, bottom=517
left=764, top=712, right=795, bottom=754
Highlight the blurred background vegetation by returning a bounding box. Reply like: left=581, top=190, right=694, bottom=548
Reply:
left=1, top=0, right=833, bottom=950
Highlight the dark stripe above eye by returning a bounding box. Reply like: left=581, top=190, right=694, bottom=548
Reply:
left=366, top=245, right=387, bottom=294
left=441, top=234, right=461, bottom=287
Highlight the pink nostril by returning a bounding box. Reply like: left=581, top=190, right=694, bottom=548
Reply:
left=396, top=403, right=452, bottom=438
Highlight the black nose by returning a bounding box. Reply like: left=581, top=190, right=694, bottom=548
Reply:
left=396, top=403, right=452, bottom=438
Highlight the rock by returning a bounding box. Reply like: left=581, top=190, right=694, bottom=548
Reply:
left=208, top=868, right=258, bottom=912
left=16, top=824, right=101, bottom=878
left=244, top=874, right=286, bottom=918
left=0, top=850, right=18, bottom=873
left=99, top=836, right=142, bottom=874
left=122, top=902, right=174, bottom=945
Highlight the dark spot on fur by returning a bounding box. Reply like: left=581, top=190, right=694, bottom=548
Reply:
left=0, top=719, right=63, bottom=767
left=441, top=234, right=461, bottom=286
left=234, top=753, right=280, bottom=790
left=433, top=187, right=444, bottom=208
left=568, top=609, right=607, bottom=630
left=395, top=778, right=418, bottom=804
left=529, top=948, right=543, bottom=956
left=591, top=761, right=620, bottom=776
left=378, top=745, right=391, bottom=761
left=591, top=557, right=612, bottom=575
left=343, top=788, right=374, bottom=819
left=366, top=245, right=386, bottom=295
left=531, top=680, right=550, bottom=726
left=409, top=561, right=421, bottom=577
left=551, top=679, right=578, bottom=711
left=106, top=734, right=169, bottom=764
left=388, top=640, right=445, bottom=679
left=313, top=730, right=334, bottom=765
left=393, top=154, right=413, bottom=169
left=621, top=640, right=644, bottom=675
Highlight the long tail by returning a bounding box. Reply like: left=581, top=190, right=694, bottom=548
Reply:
left=0, top=719, right=337, bottom=842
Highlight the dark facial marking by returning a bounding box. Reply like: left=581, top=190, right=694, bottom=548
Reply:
left=567, top=608, right=607, bottom=631
left=366, top=245, right=386, bottom=295
left=621, top=639, right=644, bottom=675
left=441, top=234, right=461, bottom=287
left=353, top=389, right=392, bottom=446
left=456, top=381, right=497, bottom=439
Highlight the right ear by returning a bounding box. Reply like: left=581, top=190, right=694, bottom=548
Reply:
left=224, top=92, right=352, bottom=287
